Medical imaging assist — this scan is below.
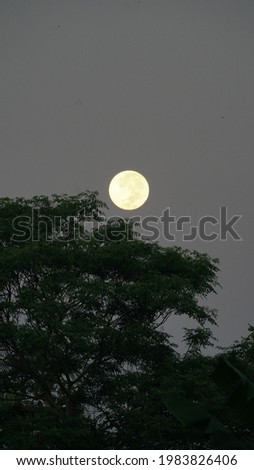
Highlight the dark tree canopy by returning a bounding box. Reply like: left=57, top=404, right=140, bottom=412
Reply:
left=2, top=192, right=250, bottom=450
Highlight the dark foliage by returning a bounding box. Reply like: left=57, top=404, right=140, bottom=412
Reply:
left=1, top=193, right=251, bottom=449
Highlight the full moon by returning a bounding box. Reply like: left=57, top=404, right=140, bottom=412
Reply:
left=109, top=170, right=149, bottom=210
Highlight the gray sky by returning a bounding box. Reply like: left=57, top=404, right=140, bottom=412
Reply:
left=1, top=0, right=253, bottom=352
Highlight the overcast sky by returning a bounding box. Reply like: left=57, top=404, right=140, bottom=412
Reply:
left=1, top=0, right=253, bottom=352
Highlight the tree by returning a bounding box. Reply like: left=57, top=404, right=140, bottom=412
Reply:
left=211, top=326, right=254, bottom=446
left=0, top=192, right=220, bottom=449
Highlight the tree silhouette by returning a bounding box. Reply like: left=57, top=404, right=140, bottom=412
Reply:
left=0, top=192, right=223, bottom=449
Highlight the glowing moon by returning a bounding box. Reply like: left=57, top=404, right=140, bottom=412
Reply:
left=109, top=170, right=149, bottom=210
